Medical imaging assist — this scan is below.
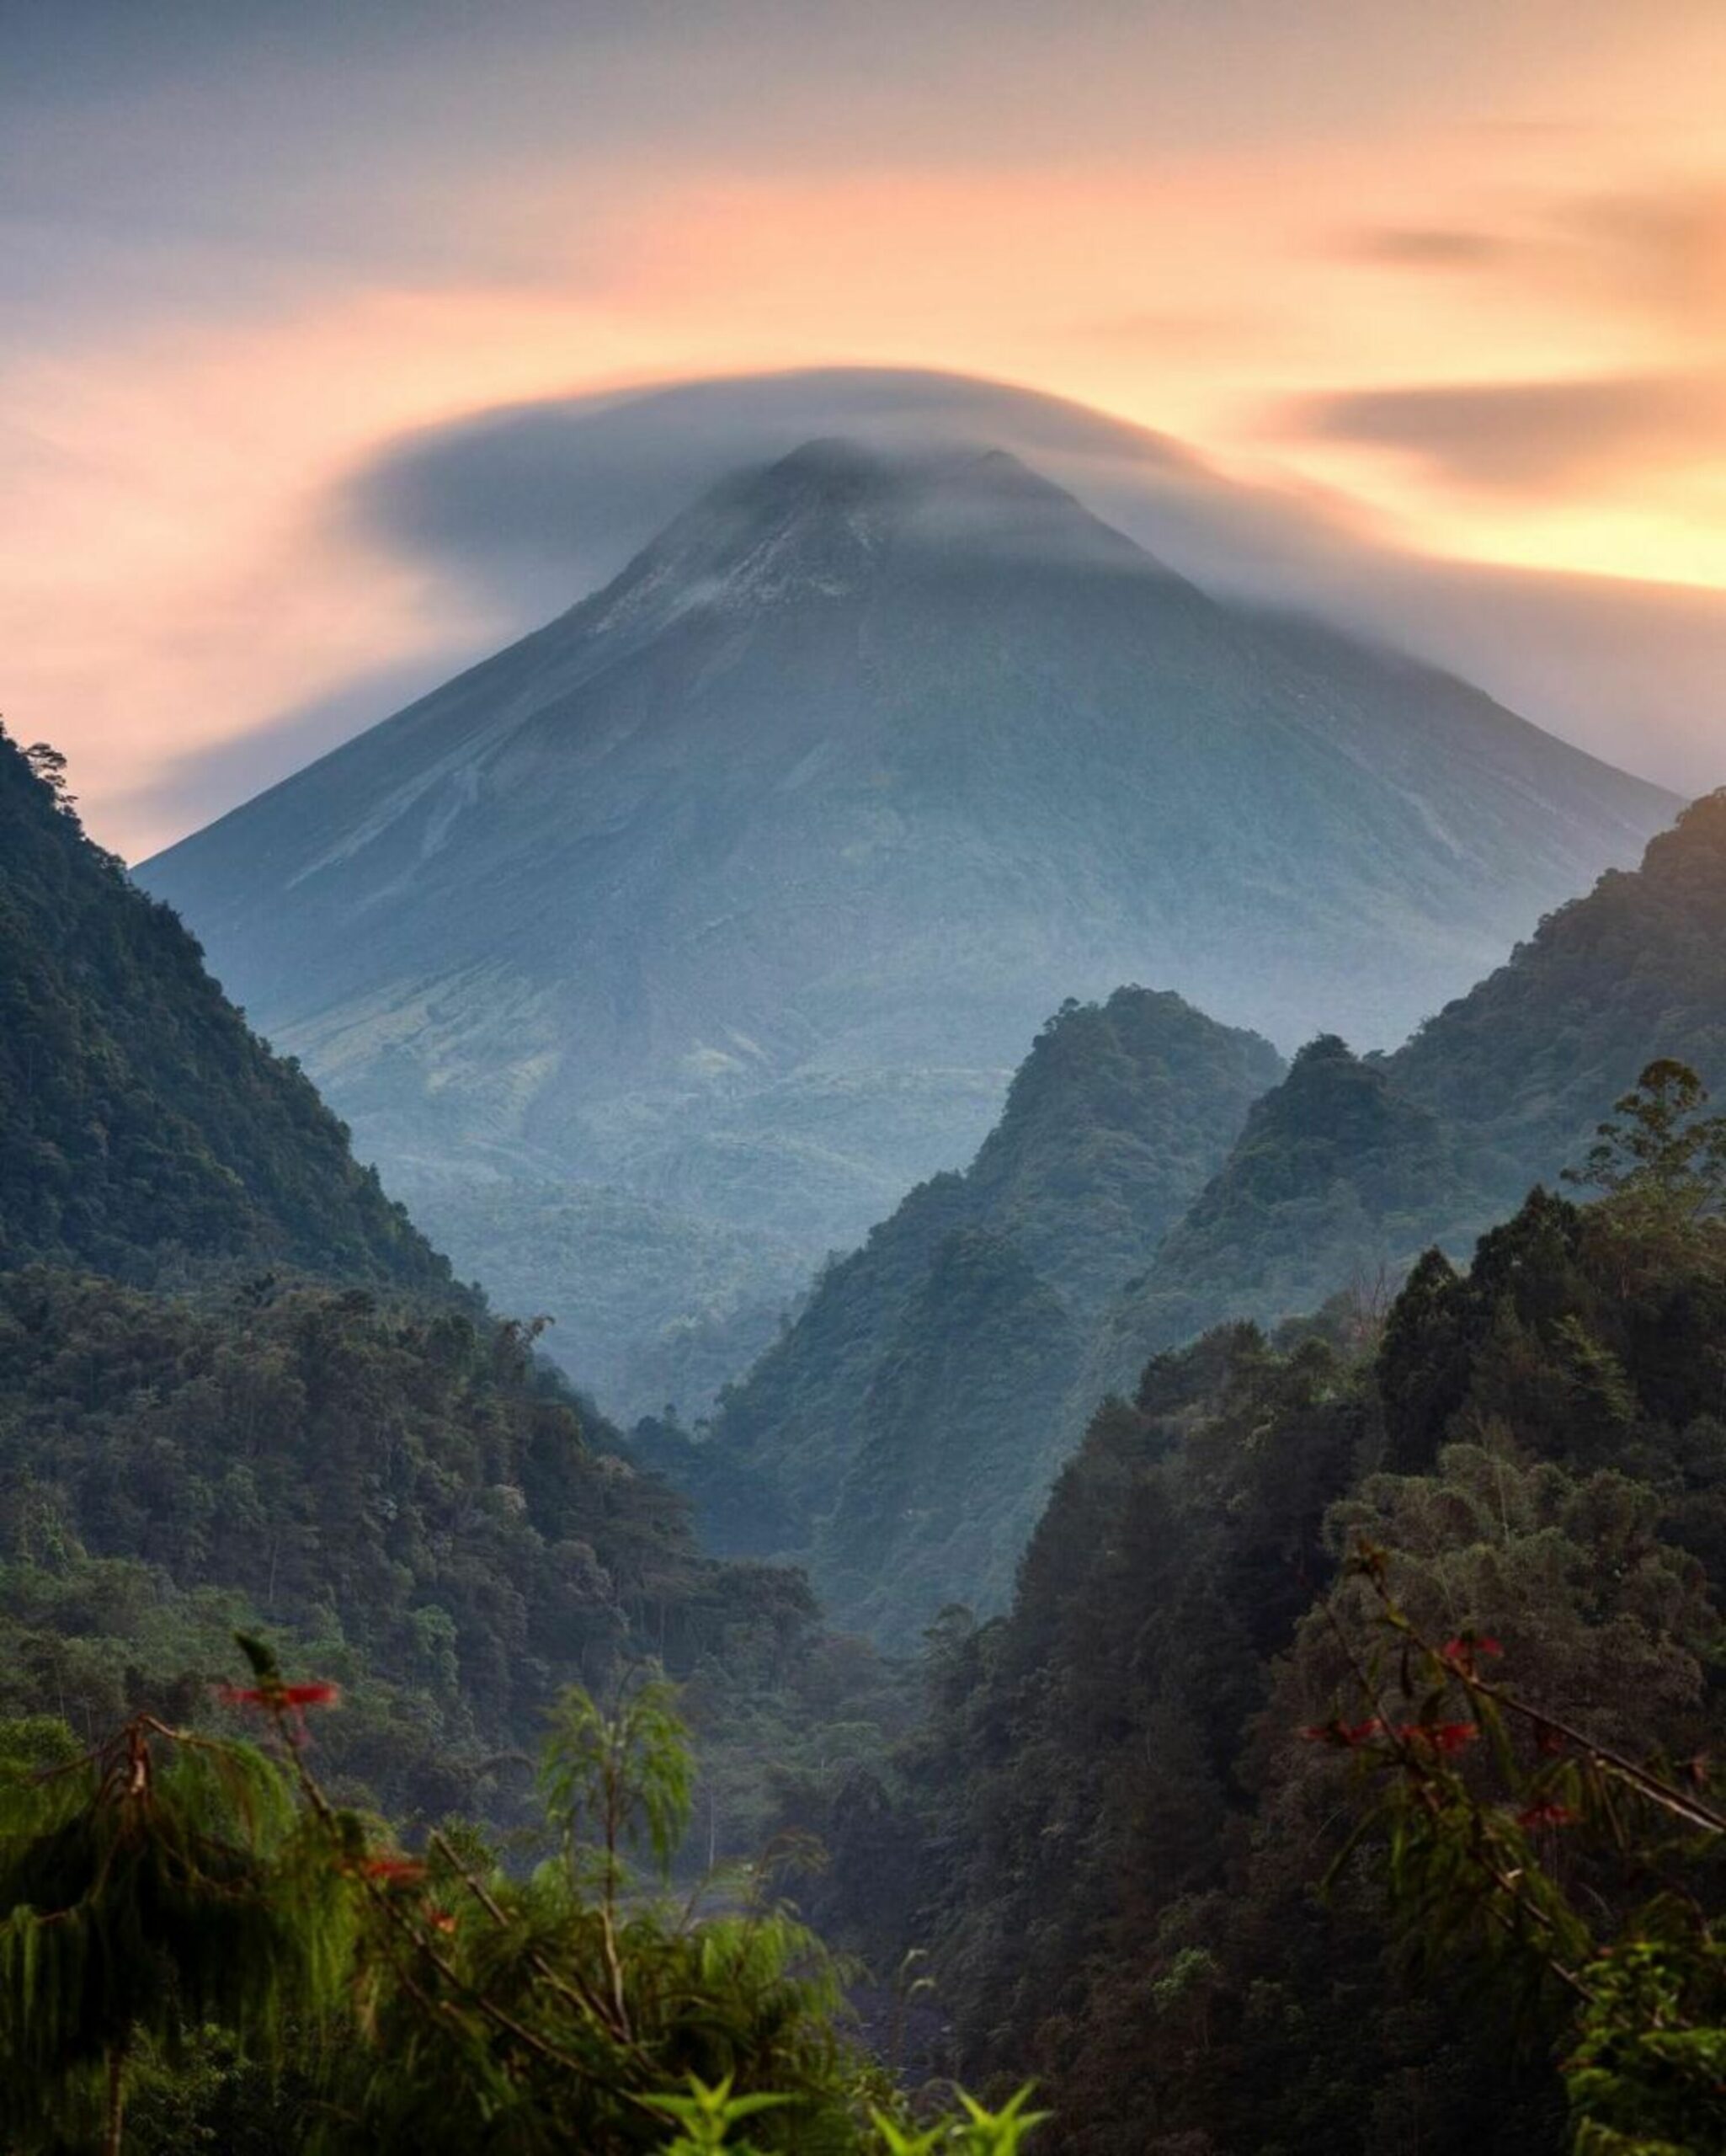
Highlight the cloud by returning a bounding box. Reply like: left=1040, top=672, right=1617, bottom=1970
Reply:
left=342, top=366, right=1223, bottom=616
left=337, top=366, right=1726, bottom=799
left=1345, top=178, right=1726, bottom=339
left=1291, top=372, right=1726, bottom=494
left=1349, top=226, right=1508, bottom=269
left=1556, top=182, right=1726, bottom=333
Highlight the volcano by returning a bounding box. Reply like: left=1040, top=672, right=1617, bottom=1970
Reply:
left=141, top=439, right=1676, bottom=1408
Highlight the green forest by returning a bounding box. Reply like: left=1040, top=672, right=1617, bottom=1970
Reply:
left=789, top=1075, right=1726, bottom=2152
left=3, top=723, right=1724, bottom=2151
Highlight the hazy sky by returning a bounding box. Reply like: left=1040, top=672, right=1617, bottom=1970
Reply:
left=5, top=0, right=1726, bottom=855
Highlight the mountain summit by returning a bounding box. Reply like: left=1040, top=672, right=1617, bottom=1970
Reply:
left=598, top=436, right=1154, bottom=613
left=140, top=440, right=1677, bottom=1407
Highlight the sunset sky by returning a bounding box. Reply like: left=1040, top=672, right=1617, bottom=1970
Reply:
left=7, top=0, right=1726, bottom=857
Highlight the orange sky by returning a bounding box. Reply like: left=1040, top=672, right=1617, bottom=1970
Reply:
left=5, top=1, right=1726, bottom=856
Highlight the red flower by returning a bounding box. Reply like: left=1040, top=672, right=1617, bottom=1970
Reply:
left=1441, top=1635, right=1504, bottom=1670
left=1399, top=1721, right=1480, bottom=1754
left=427, top=1908, right=457, bottom=1935
left=1299, top=1716, right=1384, bottom=1748
left=281, top=1682, right=341, bottom=1708
left=216, top=1678, right=340, bottom=1712
left=364, top=1856, right=428, bottom=1885
left=1516, top=1799, right=1576, bottom=1829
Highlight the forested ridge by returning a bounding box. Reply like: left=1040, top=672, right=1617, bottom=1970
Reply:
left=0, top=1269, right=844, bottom=1833
left=1392, top=787, right=1726, bottom=1175
left=1083, top=1032, right=1486, bottom=1403
left=0, top=725, right=900, bottom=1852
left=675, top=790, right=1726, bottom=1655
left=1094, top=788, right=1726, bottom=1396
left=0, top=728, right=454, bottom=1292
left=690, top=990, right=1281, bottom=1641
left=781, top=1079, right=1726, bottom=2153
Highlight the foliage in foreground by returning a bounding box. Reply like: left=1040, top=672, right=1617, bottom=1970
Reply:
left=0, top=1649, right=1038, bottom=2154
left=1308, top=1548, right=1725, bottom=2155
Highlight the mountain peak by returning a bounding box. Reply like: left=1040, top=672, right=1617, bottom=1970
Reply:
left=753, top=433, right=924, bottom=491
left=739, top=434, right=1076, bottom=509
left=599, top=435, right=1153, bottom=622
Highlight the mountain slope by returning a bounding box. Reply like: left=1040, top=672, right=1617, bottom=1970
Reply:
left=0, top=728, right=451, bottom=1289
left=1085, top=1035, right=1485, bottom=1399
left=139, top=439, right=1676, bottom=1401
left=664, top=989, right=1278, bottom=1639
left=1089, top=791, right=1726, bottom=1400
left=958, top=988, right=1287, bottom=1314
left=814, top=1230, right=1084, bottom=1646
left=1389, top=787, right=1726, bottom=1193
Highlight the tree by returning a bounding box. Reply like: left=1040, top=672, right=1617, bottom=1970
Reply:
left=22, top=740, right=77, bottom=819
left=1564, top=1060, right=1726, bottom=1219
left=1, top=1643, right=1045, bottom=2152
left=0, top=1683, right=349, bottom=2153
